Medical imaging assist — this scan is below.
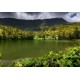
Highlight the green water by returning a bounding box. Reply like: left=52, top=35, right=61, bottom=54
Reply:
left=0, top=40, right=79, bottom=60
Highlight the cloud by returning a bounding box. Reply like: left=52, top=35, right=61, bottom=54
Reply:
left=63, top=12, right=80, bottom=22
left=0, top=12, right=68, bottom=20
left=1, top=12, right=80, bottom=22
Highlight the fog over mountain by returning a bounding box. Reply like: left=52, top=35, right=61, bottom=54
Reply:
left=0, top=12, right=80, bottom=22
left=0, top=12, right=67, bottom=19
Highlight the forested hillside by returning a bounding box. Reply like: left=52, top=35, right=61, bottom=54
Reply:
left=0, top=23, right=80, bottom=40
left=0, top=18, right=67, bottom=30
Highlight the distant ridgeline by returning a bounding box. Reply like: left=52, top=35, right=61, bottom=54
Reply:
left=0, top=18, right=68, bottom=31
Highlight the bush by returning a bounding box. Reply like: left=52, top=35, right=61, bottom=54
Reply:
left=0, top=53, right=3, bottom=67
left=9, top=47, right=80, bottom=67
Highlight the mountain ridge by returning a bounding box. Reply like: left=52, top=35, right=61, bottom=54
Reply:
left=0, top=18, right=68, bottom=30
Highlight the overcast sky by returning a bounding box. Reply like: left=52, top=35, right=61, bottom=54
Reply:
left=0, top=12, right=80, bottom=22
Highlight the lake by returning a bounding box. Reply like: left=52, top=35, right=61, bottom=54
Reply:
left=0, top=40, right=79, bottom=60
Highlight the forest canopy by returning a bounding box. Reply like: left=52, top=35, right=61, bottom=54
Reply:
left=0, top=23, right=80, bottom=40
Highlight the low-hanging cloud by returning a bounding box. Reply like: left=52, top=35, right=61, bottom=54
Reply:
left=63, top=12, right=80, bottom=22
left=0, top=12, right=68, bottom=20
left=0, top=12, right=80, bottom=22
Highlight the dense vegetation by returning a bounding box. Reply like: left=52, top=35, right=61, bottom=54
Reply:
left=0, top=53, right=3, bottom=67
left=37, top=23, right=80, bottom=40
left=0, top=46, right=80, bottom=67
left=0, top=18, right=67, bottom=30
left=0, top=23, right=80, bottom=67
left=9, top=46, right=80, bottom=67
left=0, top=23, right=80, bottom=40
left=0, top=25, right=34, bottom=40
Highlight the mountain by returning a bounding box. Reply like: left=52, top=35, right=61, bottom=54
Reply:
left=0, top=18, right=68, bottom=30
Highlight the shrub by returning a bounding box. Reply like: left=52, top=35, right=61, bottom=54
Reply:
left=0, top=53, right=3, bottom=67
left=9, top=47, right=80, bottom=67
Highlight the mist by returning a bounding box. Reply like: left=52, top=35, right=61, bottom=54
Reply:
left=0, top=12, right=68, bottom=20
left=0, top=12, right=80, bottom=22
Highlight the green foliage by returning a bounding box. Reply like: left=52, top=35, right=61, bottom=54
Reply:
left=0, top=53, right=3, bottom=67
left=15, top=62, right=22, bottom=67
left=9, top=47, right=80, bottom=67
left=57, top=47, right=80, bottom=67
left=0, top=25, right=34, bottom=40
left=0, top=23, right=80, bottom=40
left=34, top=23, right=80, bottom=40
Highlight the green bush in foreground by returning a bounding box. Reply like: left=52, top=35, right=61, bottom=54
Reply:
left=0, top=53, right=3, bottom=67
left=9, top=47, right=80, bottom=67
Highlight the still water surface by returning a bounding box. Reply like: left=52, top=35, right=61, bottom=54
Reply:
left=0, top=40, right=79, bottom=60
